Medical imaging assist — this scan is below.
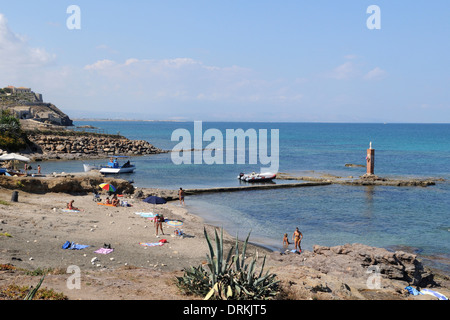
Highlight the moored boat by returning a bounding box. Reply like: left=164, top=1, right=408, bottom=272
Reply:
left=237, top=172, right=277, bottom=182
left=99, top=156, right=136, bottom=174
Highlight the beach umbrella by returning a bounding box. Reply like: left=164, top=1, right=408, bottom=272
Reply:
left=0, top=153, right=30, bottom=162
left=143, top=196, right=167, bottom=205
left=165, top=220, right=183, bottom=227
left=143, top=196, right=167, bottom=213
left=99, top=183, right=117, bottom=193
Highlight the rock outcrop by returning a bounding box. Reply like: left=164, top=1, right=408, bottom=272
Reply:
left=0, top=174, right=134, bottom=195
left=270, top=243, right=447, bottom=300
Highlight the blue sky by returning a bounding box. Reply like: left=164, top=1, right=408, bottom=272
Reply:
left=0, top=0, right=449, bottom=122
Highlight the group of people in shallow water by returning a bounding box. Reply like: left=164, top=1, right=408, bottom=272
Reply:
left=283, top=227, right=303, bottom=253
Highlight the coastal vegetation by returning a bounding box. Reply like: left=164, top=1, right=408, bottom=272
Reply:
left=0, top=110, right=29, bottom=152
left=0, top=265, right=68, bottom=300
left=176, top=228, right=280, bottom=300
left=0, top=282, right=68, bottom=300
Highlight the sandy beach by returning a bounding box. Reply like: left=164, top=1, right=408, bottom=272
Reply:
left=1, top=185, right=449, bottom=301
left=0, top=187, right=272, bottom=300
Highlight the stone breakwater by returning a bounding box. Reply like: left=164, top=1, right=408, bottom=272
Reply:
left=27, top=133, right=167, bottom=160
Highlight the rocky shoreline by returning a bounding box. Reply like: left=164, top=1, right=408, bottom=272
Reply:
left=25, top=132, right=167, bottom=161
left=270, top=243, right=449, bottom=300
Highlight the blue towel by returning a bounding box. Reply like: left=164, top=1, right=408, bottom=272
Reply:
left=405, top=286, right=422, bottom=296
left=62, top=241, right=90, bottom=250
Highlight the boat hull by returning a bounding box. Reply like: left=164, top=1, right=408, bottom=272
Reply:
left=238, top=172, right=277, bottom=182
left=100, top=166, right=136, bottom=174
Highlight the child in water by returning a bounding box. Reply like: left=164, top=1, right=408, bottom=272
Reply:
left=283, top=233, right=290, bottom=248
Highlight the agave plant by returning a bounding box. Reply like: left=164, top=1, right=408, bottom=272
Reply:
left=176, top=227, right=280, bottom=300
left=24, top=275, right=45, bottom=300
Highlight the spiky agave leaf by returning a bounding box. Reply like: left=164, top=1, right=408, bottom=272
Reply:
left=24, top=275, right=45, bottom=300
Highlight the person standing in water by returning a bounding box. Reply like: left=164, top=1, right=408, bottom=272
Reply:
left=292, top=227, right=303, bottom=253
left=179, top=188, right=185, bottom=206
left=283, top=233, right=290, bottom=250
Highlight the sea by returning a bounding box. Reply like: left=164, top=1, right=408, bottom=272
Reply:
left=36, top=121, right=450, bottom=274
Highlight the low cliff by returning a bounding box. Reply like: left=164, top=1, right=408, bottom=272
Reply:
left=0, top=174, right=134, bottom=195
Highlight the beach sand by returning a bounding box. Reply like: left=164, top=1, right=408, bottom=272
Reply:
left=0, top=188, right=270, bottom=300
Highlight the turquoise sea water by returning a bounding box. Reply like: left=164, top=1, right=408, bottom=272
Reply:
left=38, top=121, right=450, bottom=273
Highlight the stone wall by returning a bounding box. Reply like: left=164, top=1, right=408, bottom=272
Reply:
left=28, top=133, right=167, bottom=160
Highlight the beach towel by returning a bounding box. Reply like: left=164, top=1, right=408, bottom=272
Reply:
left=405, top=286, right=422, bottom=296
left=97, top=203, right=117, bottom=207
left=139, top=242, right=164, bottom=247
left=405, top=287, right=448, bottom=300
left=62, top=241, right=90, bottom=250
left=135, top=212, right=156, bottom=218
left=61, top=209, right=80, bottom=213
left=94, top=248, right=114, bottom=254
left=420, top=288, right=448, bottom=300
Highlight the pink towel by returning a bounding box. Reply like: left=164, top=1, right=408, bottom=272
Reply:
left=94, top=248, right=114, bottom=254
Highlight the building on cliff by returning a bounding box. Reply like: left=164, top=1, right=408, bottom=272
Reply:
left=0, top=86, right=72, bottom=126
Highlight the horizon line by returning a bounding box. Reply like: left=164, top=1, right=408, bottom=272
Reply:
left=71, top=118, right=450, bottom=125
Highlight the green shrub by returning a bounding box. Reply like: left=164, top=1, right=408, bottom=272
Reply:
left=176, top=228, right=280, bottom=300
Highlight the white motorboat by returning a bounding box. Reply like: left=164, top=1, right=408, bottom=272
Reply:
left=99, top=156, right=136, bottom=174
left=237, top=172, right=277, bottom=182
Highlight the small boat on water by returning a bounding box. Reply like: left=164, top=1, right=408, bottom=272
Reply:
left=238, top=172, right=277, bottom=182
left=99, top=156, right=136, bottom=174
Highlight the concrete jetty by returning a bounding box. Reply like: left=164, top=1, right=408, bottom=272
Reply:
left=184, top=181, right=332, bottom=195
left=134, top=181, right=332, bottom=201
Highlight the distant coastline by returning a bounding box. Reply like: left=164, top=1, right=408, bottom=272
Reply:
left=72, top=118, right=185, bottom=122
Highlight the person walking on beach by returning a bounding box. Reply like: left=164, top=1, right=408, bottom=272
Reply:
left=37, top=165, right=41, bottom=174
left=292, top=227, right=303, bottom=253
left=154, top=213, right=165, bottom=236
left=179, top=188, right=185, bottom=206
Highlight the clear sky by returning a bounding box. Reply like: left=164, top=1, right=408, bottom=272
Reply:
left=0, top=0, right=449, bottom=122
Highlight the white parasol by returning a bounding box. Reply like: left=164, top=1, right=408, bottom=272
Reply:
left=0, top=153, right=31, bottom=162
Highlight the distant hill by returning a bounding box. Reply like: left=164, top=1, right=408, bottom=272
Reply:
left=0, top=86, right=73, bottom=126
